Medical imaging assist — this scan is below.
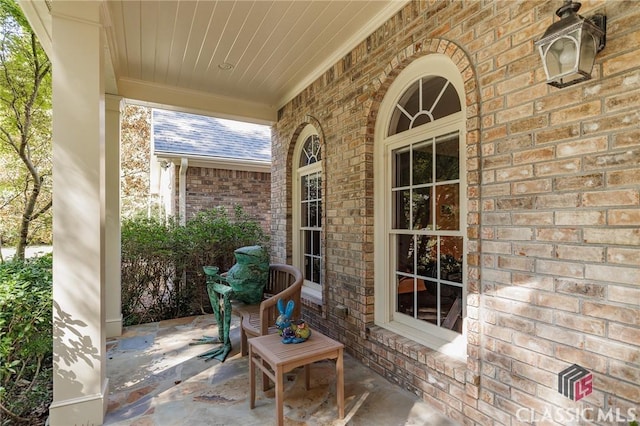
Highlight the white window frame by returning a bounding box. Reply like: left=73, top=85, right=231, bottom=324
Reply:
left=374, top=54, right=468, bottom=361
left=293, top=124, right=323, bottom=304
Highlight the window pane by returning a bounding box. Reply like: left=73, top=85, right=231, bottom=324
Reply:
left=304, top=230, right=311, bottom=254
left=393, top=189, right=410, bottom=229
left=309, top=175, right=318, bottom=200
left=301, top=201, right=308, bottom=227
left=301, top=175, right=308, bottom=201
left=396, top=234, right=414, bottom=275
left=393, top=148, right=410, bottom=188
left=388, top=80, right=419, bottom=136
left=412, top=113, right=431, bottom=128
left=388, top=76, right=461, bottom=136
left=300, top=135, right=321, bottom=167
left=317, top=175, right=322, bottom=199
left=312, top=230, right=320, bottom=256
left=421, top=76, right=447, bottom=113
left=432, top=83, right=461, bottom=120
left=435, top=184, right=459, bottom=231
left=412, top=187, right=432, bottom=230
left=312, top=136, right=321, bottom=161
left=304, top=255, right=312, bottom=281
left=312, top=257, right=321, bottom=284
left=440, top=236, right=463, bottom=283
left=412, top=142, right=433, bottom=185
left=401, top=81, right=420, bottom=117
left=389, top=108, right=411, bottom=135
left=416, top=279, right=439, bottom=324
left=416, top=235, right=438, bottom=279
left=440, top=283, right=463, bottom=332
left=397, top=277, right=415, bottom=316
left=309, top=201, right=317, bottom=228
left=435, top=133, right=459, bottom=182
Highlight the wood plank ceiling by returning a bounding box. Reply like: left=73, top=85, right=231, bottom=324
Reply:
left=102, top=0, right=409, bottom=122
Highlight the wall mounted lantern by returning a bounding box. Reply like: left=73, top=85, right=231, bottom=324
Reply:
left=535, top=0, right=606, bottom=88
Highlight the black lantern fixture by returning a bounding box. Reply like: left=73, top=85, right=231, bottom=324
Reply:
left=535, top=0, right=606, bottom=88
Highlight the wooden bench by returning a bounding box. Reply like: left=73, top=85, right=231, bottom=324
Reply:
left=234, top=263, right=303, bottom=356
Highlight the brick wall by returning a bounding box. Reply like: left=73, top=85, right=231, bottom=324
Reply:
left=272, top=1, right=640, bottom=425
left=179, top=166, right=271, bottom=234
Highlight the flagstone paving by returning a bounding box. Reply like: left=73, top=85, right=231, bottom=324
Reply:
left=105, top=314, right=461, bottom=426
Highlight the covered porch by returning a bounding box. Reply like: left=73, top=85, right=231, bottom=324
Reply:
left=18, top=0, right=640, bottom=425
left=17, top=1, right=409, bottom=423
left=104, top=313, right=458, bottom=425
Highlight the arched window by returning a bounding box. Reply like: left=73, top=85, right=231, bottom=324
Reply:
left=293, top=125, right=323, bottom=302
left=374, top=54, right=467, bottom=358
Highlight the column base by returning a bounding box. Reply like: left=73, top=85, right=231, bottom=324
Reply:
left=48, top=378, right=109, bottom=426
left=106, top=316, right=123, bottom=338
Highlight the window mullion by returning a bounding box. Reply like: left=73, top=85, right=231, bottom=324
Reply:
left=430, top=81, right=450, bottom=114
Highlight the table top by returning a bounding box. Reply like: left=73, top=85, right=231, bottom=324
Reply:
left=249, top=331, right=343, bottom=367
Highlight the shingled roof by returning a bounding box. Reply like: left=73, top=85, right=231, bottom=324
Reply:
left=152, top=109, right=271, bottom=163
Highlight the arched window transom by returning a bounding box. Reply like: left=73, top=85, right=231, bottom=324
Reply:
left=300, top=135, right=321, bottom=166
left=388, top=76, right=461, bottom=136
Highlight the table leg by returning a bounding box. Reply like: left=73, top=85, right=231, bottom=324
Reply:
left=304, top=364, right=310, bottom=390
left=336, top=348, right=344, bottom=419
left=275, top=365, right=284, bottom=426
left=262, top=358, right=270, bottom=392
left=249, top=346, right=256, bottom=409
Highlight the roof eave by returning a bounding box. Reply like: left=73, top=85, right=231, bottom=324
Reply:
left=154, top=153, right=271, bottom=173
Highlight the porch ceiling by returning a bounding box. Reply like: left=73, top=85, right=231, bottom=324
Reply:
left=21, top=0, right=409, bottom=124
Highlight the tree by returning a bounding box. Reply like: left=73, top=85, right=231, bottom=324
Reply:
left=120, top=104, right=151, bottom=218
left=0, top=0, right=52, bottom=261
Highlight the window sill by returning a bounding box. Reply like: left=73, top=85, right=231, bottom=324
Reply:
left=302, top=286, right=322, bottom=304
left=301, top=286, right=323, bottom=314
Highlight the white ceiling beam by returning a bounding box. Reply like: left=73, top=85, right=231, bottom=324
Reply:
left=119, top=77, right=276, bottom=125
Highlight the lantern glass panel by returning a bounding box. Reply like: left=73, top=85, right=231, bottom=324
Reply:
left=549, top=37, right=578, bottom=75
left=578, top=30, right=597, bottom=75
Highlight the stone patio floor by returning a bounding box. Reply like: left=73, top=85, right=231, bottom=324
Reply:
left=105, top=314, right=461, bottom=426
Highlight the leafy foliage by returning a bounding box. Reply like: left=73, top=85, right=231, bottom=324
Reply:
left=0, top=0, right=53, bottom=257
left=121, top=206, right=268, bottom=325
left=120, top=105, right=152, bottom=218
left=0, top=254, right=52, bottom=425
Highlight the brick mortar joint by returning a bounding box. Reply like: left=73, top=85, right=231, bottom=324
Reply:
left=366, top=325, right=468, bottom=384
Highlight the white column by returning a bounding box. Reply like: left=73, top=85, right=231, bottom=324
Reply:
left=105, top=95, right=122, bottom=338
left=179, top=157, right=188, bottom=225
left=49, top=2, right=108, bottom=424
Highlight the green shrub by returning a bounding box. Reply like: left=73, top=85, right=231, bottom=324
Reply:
left=121, top=206, right=268, bottom=325
left=0, top=254, right=52, bottom=425
left=120, top=215, right=184, bottom=325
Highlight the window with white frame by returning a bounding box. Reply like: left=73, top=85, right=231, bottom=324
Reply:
left=374, top=54, right=467, bottom=358
left=293, top=125, right=323, bottom=302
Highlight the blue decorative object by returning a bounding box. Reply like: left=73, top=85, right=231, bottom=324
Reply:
left=275, top=299, right=311, bottom=344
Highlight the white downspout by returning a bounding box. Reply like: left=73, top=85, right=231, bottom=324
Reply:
left=179, top=157, right=188, bottom=225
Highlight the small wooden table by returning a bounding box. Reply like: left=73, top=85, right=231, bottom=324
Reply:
left=248, top=331, right=344, bottom=426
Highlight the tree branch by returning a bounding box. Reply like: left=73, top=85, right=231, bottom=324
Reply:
left=0, top=400, right=31, bottom=423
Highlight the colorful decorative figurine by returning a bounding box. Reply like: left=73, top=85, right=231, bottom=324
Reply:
left=294, top=319, right=311, bottom=340
left=275, top=298, right=311, bottom=344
